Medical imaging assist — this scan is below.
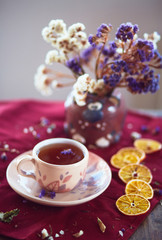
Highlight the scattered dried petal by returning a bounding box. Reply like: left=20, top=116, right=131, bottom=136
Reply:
left=73, top=230, right=84, bottom=238
left=97, top=217, right=106, bottom=233
left=59, top=230, right=64, bottom=235
left=41, top=228, right=49, bottom=239
left=1, top=152, right=7, bottom=160
left=119, top=230, right=124, bottom=237
left=131, top=131, right=141, bottom=140
left=23, top=128, right=29, bottom=134
left=48, top=237, right=54, bottom=240
left=0, top=209, right=20, bottom=223
left=154, top=181, right=160, bottom=186
left=4, top=144, right=9, bottom=149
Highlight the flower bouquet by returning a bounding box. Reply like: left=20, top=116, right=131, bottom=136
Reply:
left=34, top=19, right=162, bottom=147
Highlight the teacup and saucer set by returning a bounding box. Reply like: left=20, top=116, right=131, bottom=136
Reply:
left=6, top=138, right=112, bottom=206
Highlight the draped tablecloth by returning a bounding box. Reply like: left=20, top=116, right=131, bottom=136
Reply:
left=0, top=99, right=162, bottom=240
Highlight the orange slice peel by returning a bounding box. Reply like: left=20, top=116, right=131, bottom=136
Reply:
left=118, top=163, right=152, bottom=184
left=110, top=153, right=140, bottom=169
left=116, top=194, right=150, bottom=216
left=125, top=179, right=153, bottom=199
left=134, top=138, right=162, bottom=154
left=117, top=147, right=146, bottom=162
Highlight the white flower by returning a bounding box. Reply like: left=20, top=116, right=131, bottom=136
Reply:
left=51, top=80, right=59, bottom=89
left=73, top=74, right=91, bottom=92
left=57, top=35, right=71, bottom=53
left=91, top=79, right=105, bottom=93
left=41, top=27, right=51, bottom=43
left=116, top=47, right=123, bottom=54
left=73, top=74, right=94, bottom=106
left=34, top=74, right=52, bottom=96
left=49, top=19, right=67, bottom=35
left=34, top=65, right=53, bottom=96
left=36, top=64, right=47, bottom=75
left=73, top=75, right=106, bottom=105
left=68, top=23, right=85, bottom=37
left=75, top=31, right=87, bottom=40
left=45, top=50, right=66, bottom=64
left=73, top=91, right=87, bottom=106
left=144, top=31, right=161, bottom=49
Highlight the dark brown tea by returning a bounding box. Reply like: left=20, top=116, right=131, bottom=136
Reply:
left=38, top=143, right=84, bottom=165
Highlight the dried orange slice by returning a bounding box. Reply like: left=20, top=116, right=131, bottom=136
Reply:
left=110, top=153, right=140, bottom=169
left=118, top=163, right=152, bottom=184
left=116, top=194, right=150, bottom=216
left=117, top=147, right=146, bottom=162
left=125, top=179, right=153, bottom=199
left=134, top=138, right=162, bottom=154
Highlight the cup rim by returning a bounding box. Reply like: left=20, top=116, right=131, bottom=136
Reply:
left=32, top=138, right=89, bottom=167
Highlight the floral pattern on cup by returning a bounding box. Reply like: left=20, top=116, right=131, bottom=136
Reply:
left=37, top=167, right=87, bottom=192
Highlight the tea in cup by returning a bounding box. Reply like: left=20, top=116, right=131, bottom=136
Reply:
left=17, top=138, right=89, bottom=193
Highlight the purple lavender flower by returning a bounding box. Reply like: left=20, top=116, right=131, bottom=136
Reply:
left=141, top=64, right=149, bottom=74
left=88, top=35, right=96, bottom=47
left=50, top=191, right=56, bottom=199
left=116, top=22, right=138, bottom=42
left=147, top=74, right=160, bottom=93
left=103, top=74, right=121, bottom=87
left=133, top=24, right=139, bottom=34
left=152, top=50, right=162, bottom=68
left=136, top=40, right=154, bottom=62
left=1, top=152, right=7, bottom=161
left=81, top=46, right=94, bottom=63
left=66, top=58, right=83, bottom=75
left=88, top=23, right=112, bottom=48
left=97, top=23, right=110, bottom=37
left=61, top=148, right=74, bottom=155
left=102, top=42, right=117, bottom=58
left=126, top=77, right=142, bottom=93
left=111, top=60, right=126, bottom=72
left=126, top=70, right=160, bottom=94
left=39, top=189, right=46, bottom=198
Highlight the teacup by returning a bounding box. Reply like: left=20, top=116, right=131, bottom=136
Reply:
left=17, top=138, right=89, bottom=193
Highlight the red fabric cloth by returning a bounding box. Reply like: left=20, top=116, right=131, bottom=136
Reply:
left=0, top=99, right=162, bottom=240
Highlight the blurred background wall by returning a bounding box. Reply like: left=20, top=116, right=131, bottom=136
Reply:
left=0, top=0, right=162, bottom=109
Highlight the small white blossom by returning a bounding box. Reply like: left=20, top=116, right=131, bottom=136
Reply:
left=74, top=74, right=90, bottom=91
left=75, top=31, right=87, bottom=40
left=45, top=50, right=66, bottom=64
left=36, top=64, right=47, bottom=75
left=144, top=31, right=161, bottom=49
left=116, top=47, right=123, bottom=54
left=41, top=27, right=51, bottom=42
left=73, top=75, right=105, bottom=105
left=34, top=71, right=52, bottom=96
left=49, top=19, right=67, bottom=35
left=45, top=50, right=58, bottom=64
left=73, top=90, right=87, bottom=106
left=68, top=23, right=85, bottom=37
left=51, top=80, right=59, bottom=89
left=92, top=79, right=105, bottom=93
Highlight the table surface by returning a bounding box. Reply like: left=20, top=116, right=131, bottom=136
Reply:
left=0, top=201, right=162, bottom=240
left=0, top=106, right=162, bottom=240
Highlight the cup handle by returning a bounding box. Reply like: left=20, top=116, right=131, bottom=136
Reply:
left=17, top=155, right=36, bottom=180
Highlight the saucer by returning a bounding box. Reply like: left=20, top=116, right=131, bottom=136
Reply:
left=6, top=151, right=112, bottom=206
